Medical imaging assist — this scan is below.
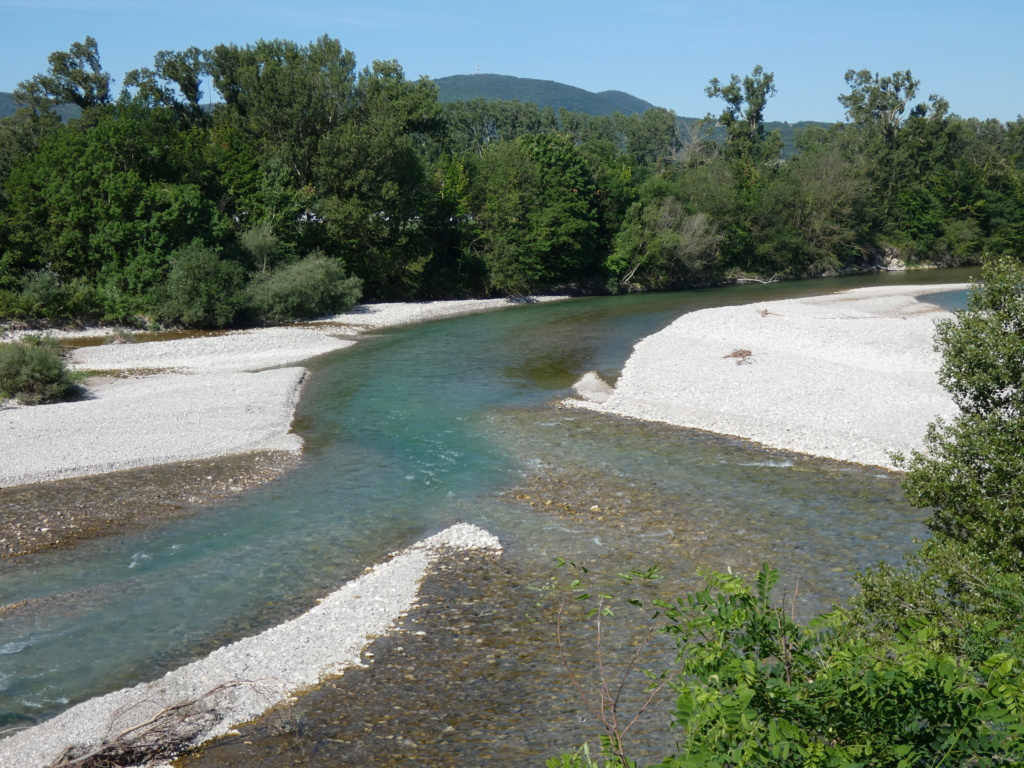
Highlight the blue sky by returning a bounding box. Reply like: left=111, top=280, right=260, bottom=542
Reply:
left=1, top=0, right=1021, bottom=123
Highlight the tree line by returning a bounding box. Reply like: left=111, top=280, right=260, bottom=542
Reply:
left=1, top=36, right=1022, bottom=327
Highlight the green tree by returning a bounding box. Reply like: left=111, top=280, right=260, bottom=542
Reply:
left=473, top=133, right=602, bottom=294
left=853, top=256, right=1024, bottom=659
left=14, top=37, right=112, bottom=113
left=248, top=251, right=362, bottom=322
left=836, top=69, right=956, bottom=254
left=314, top=59, right=444, bottom=298
left=157, top=242, right=247, bottom=327
left=608, top=198, right=722, bottom=291
left=705, top=66, right=783, bottom=165
left=549, top=564, right=1024, bottom=768
left=124, top=47, right=209, bottom=123
left=4, top=103, right=226, bottom=317
left=206, top=36, right=358, bottom=186
left=614, top=108, right=679, bottom=168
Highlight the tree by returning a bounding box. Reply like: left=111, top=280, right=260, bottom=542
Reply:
left=838, top=69, right=922, bottom=150
left=614, top=108, right=679, bottom=168
left=853, top=255, right=1024, bottom=659
left=206, top=36, right=358, bottom=186
left=473, top=134, right=602, bottom=294
left=899, top=254, right=1024, bottom=569
left=124, top=47, right=208, bottom=123
left=14, top=37, right=112, bottom=112
left=836, top=69, right=954, bottom=248
left=548, top=564, right=1024, bottom=768
left=248, top=251, right=362, bottom=322
left=157, top=242, right=247, bottom=327
left=4, top=103, right=226, bottom=317
left=705, top=66, right=783, bottom=165
left=314, top=58, right=444, bottom=298
left=607, top=199, right=722, bottom=291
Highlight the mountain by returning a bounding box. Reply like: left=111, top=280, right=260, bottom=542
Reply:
left=0, top=92, right=81, bottom=121
left=433, top=74, right=658, bottom=117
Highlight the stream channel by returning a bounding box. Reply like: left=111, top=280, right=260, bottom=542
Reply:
left=1, top=268, right=972, bottom=765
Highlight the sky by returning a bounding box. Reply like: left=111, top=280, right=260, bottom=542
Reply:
left=1, top=0, right=1021, bottom=123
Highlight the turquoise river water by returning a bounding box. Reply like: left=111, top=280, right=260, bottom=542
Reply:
left=0, top=269, right=972, bottom=763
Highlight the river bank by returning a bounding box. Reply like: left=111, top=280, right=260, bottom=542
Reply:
left=0, top=297, right=567, bottom=557
left=0, top=275, right=954, bottom=766
left=0, top=523, right=502, bottom=768
left=570, top=284, right=968, bottom=470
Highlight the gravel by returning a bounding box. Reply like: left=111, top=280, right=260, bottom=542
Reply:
left=314, top=296, right=570, bottom=329
left=0, top=523, right=503, bottom=768
left=1, top=298, right=570, bottom=489
left=570, top=284, right=969, bottom=470
left=70, top=327, right=354, bottom=374
left=0, top=369, right=306, bottom=487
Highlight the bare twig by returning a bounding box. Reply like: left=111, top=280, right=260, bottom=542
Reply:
left=554, top=589, right=676, bottom=767
left=47, top=680, right=256, bottom=768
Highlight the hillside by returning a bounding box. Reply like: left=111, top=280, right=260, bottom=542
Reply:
left=432, top=74, right=829, bottom=156
left=0, top=92, right=81, bottom=121
left=433, top=74, right=657, bottom=116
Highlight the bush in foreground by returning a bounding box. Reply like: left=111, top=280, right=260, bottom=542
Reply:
left=0, top=336, right=82, bottom=404
left=547, top=564, right=1024, bottom=768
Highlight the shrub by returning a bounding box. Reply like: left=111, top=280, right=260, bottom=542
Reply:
left=158, top=243, right=248, bottom=328
left=0, top=336, right=82, bottom=404
left=248, top=252, right=362, bottom=323
left=0, top=271, right=104, bottom=321
left=548, top=564, right=1024, bottom=768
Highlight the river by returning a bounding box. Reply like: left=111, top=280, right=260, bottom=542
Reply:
left=0, top=268, right=973, bottom=763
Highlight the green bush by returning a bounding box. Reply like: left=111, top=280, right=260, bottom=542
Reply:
left=0, top=271, right=104, bottom=321
left=548, top=564, right=1024, bottom=768
left=158, top=242, right=248, bottom=328
left=0, top=336, right=82, bottom=404
left=248, top=252, right=362, bottom=322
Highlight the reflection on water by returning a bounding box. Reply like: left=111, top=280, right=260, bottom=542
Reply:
left=0, top=269, right=968, bottom=749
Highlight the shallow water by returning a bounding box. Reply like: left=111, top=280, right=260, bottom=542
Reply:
left=0, top=270, right=970, bottom=752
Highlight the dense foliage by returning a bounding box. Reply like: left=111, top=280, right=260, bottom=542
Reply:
left=852, top=255, right=1024, bottom=661
left=1, top=38, right=1023, bottom=328
left=549, top=259, right=1024, bottom=767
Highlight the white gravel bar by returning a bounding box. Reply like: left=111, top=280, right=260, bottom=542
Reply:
left=571, top=284, right=969, bottom=470
left=316, top=296, right=569, bottom=329
left=0, top=523, right=503, bottom=768
left=0, top=369, right=306, bottom=487
left=70, top=327, right=354, bottom=374
left=1, top=298, right=568, bottom=488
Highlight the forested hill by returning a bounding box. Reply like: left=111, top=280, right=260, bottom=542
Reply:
left=432, top=75, right=827, bottom=155
left=0, top=92, right=80, bottom=121
left=433, top=74, right=657, bottom=116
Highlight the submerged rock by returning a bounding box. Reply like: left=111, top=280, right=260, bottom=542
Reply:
left=571, top=371, right=614, bottom=404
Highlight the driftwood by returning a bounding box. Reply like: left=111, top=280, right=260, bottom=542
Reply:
left=732, top=272, right=782, bottom=285
left=722, top=349, right=754, bottom=365
left=47, top=681, right=254, bottom=768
